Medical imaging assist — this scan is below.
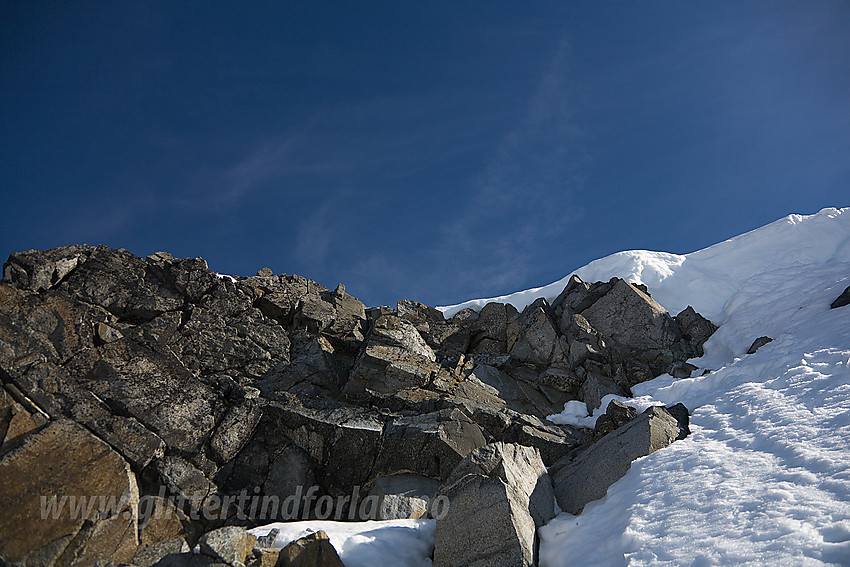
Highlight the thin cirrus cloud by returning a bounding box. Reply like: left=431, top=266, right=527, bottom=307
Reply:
left=424, top=37, right=588, bottom=304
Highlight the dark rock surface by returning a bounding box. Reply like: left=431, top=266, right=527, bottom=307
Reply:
left=830, top=284, right=850, bottom=309
left=0, top=245, right=717, bottom=566
left=747, top=336, right=774, bottom=354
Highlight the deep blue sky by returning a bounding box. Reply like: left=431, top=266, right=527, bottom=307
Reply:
left=2, top=2, right=849, bottom=307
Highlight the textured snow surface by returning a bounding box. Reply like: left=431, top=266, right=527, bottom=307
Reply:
left=439, top=207, right=850, bottom=321
left=540, top=260, right=850, bottom=566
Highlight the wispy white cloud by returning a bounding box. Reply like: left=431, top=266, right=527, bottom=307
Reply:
left=429, top=36, right=588, bottom=302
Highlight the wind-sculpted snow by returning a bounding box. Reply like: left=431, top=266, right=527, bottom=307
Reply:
left=539, top=261, right=850, bottom=565
left=440, top=207, right=850, bottom=321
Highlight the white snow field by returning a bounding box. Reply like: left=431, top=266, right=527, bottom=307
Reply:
left=247, top=519, right=435, bottom=567
left=252, top=207, right=850, bottom=565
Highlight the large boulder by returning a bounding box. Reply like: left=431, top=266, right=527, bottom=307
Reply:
left=198, top=526, right=250, bottom=565
left=275, top=530, right=345, bottom=567
left=374, top=409, right=487, bottom=481
left=675, top=306, right=718, bottom=355
left=468, top=302, right=519, bottom=354
left=0, top=419, right=139, bottom=566
left=343, top=314, right=441, bottom=397
left=433, top=442, right=555, bottom=567
left=580, top=279, right=681, bottom=350
left=551, top=404, right=690, bottom=514
left=61, top=246, right=186, bottom=323
left=509, top=298, right=561, bottom=365
left=260, top=398, right=384, bottom=494
left=258, top=331, right=346, bottom=398
left=2, top=245, right=93, bottom=292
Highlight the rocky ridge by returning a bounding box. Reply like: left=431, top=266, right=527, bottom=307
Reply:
left=0, top=245, right=718, bottom=566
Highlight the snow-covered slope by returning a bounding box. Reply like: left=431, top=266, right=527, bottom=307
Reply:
left=251, top=208, right=850, bottom=565
left=541, top=258, right=850, bottom=565
left=439, top=207, right=850, bottom=323
left=443, top=207, right=850, bottom=565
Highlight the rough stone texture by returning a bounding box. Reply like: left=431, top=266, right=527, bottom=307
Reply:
left=593, top=399, right=638, bottom=436
left=747, top=336, right=774, bottom=354
left=343, top=314, right=440, bottom=397
left=258, top=332, right=345, bottom=398
left=509, top=298, right=560, bottom=365
left=368, top=473, right=442, bottom=520
left=134, top=537, right=191, bottom=567
left=51, top=336, right=221, bottom=457
left=199, top=526, right=249, bottom=565
left=434, top=442, right=555, bottom=567
left=504, top=415, right=583, bottom=466
left=261, top=398, right=384, bottom=494
left=209, top=399, right=263, bottom=463
left=139, top=495, right=191, bottom=549
left=578, top=371, right=629, bottom=412
left=552, top=404, right=690, bottom=514
left=581, top=279, right=681, bottom=350
left=276, top=531, right=345, bottom=567
left=3, top=244, right=93, bottom=292
left=552, top=275, right=612, bottom=316
left=831, top=284, right=850, bottom=309
left=248, top=548, right=283, bottom=567
left=375, top=409, right=487, bottom=481
left=468, top=302, right=518, bottom=354
left=255, top=528, right=280, bottom=550
left=0, top=389, right=44, bottom=456
left=675, top=306, right=718, bottom=355
left=398, top=298, right=445, bottom=324
left=0, top=419, right=139, bottom=566
left=0, top=245, right=719, bottom=566
left=155, top=456, right=216, bottom=514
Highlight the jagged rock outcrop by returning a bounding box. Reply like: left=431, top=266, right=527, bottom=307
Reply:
left=433, top=442, right=555, bottom=567
left=830, top=284, right=850, bottom=309
left=0, top=245, right=718, bottom=565
left=0, top=419, right=139, bottom=566
left=275, top=530, right=345, bottom=567
left=551, top=403, right=690, bottom=515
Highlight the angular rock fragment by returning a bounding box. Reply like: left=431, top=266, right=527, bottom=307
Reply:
left=468, top=302, right=518, bottom=354
left=434, top=442, right=554, bottom=567
left=747, top=336, right=774, bottom=354
left=209, top=398, right=262, bottom=463
left=581, top=279, right=681, bottom=350
left=509, top=298, right=560, bottom=365
left=375, top=408, right=487, bottom=481
left=276, top=530, right=344, bottom=567
left=343, top=314, right=440, bottom=397
left=831, top=284, right=850, bottom=309
left=2, top=244, right=93, bottom=291
left=675, top=305, right=718, bottom=355
left=0, top=420, right=139, bottom=566
left=552, top=404, right=690, bottom=514
left=199, top=526, right=250, bottom=565
left=593, top=399, right=638, bottom=436
left=134, top=537, right=191, bottom=567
